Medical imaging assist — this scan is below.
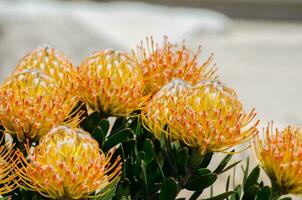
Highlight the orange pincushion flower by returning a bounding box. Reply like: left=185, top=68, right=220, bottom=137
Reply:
left=142, top=79, right=192, bottom=139
left=254, top=124, right=302, bottom=195
left=143, top=80, right=259, bottom=154
left=13, top=44, right=76, bottom=92
left=0, top=134, right=17, bottom=195
left=0, top=70, right=79, bottom=141
left=134, top=36, right=217, bottom=95
left=15, top=126, right=122, bottom=199
left=77, top=49, right=146, bottom=116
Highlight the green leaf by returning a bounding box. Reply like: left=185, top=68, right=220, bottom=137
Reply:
left=230, top=185, right=242, bottom=200
left=102, top=129, right=132, bottom=151
left=226, top=175, right=231, bottom=192
left=242, top=158, right=250, bottom=186
left=196, top=168, right=211, bottom=175
left=176, top=147, right=188, bottom=176
left=199, top=152, right=213, bottom=168
left=190, top=151, right=212, bottom=169
left=159, top=178, right=178, bottom=200
left=185, top=173, right=217, bottom=191
left=201, top=191, right=235, bottom=200
left=99, top=119, right=110, bottom=136
left=244, top=166, right=260, bottom=191
left=123, top=139, right=136, bottom=156
left=242, top=185, right=260, bottom=200
left=143, top=139, right=155, bottom=164
left=135, top=118, right=143, bottom=136
left=220, top=161, right=242, bottom=174
left=121, top=196, right=132, bottom=200
left=256, top=186, right=271, bottom=200
left=81, top=111, right=100, bottom=133
left=91, top=119, right=110, bottom=147
left=141, top=160, right=148, bottom=186
left=213, top=151, right=233, bottom=174
left=111, top=117, right=127, bottom=134
left=92, top=126, right=105, bottom=147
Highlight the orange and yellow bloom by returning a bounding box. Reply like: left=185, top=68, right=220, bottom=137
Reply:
left=13, top=44, right=77, bottom=92
left=0, top=133, right=17, bottom=195
left=254, top=124, right=302, bottom=195
left=0, top=70, right=79, bottom=141
left=15, top=126, right=122, bottom=199
left=143, top=79, right=259, bottom=154
left=134, top=36, right=217, bottom=95
left=77, top=49, right=146, bottom=116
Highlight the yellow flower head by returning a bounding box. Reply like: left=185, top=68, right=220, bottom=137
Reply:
left=77, top=49, right=146, bottom=116
left=15, top=126, right=122, bottom=199
left=13, top=44, right=76, bottom=92
left=134, top=36, right=217, bottom=95
left=0, top=134, right=17, bottom=195
left=254, top=124, right=302, bottom=195
left=0, top=70, right=79, bottom=141
left=143, top=79, right=259, bottom=154
left=142, top=79, right=192, bottom=138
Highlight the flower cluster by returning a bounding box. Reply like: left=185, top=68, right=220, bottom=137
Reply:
left=0, top=36, right=299, bottom=199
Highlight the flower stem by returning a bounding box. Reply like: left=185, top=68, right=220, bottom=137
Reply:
left=271, top=182, right=282, bottom=200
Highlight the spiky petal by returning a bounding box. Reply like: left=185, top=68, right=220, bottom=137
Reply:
left=0, top=133, right=17, bottom=195
left=143, top=79, right=259, bottom=154
left=254, top=124, right=302, bottom=195
left=15, top=126, right=122, bottom=199
left=134, top=36, right=217, bottom=95
left=77, top=49, right=147, bottom=116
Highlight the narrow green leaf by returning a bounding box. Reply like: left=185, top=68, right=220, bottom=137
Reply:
left=159, top=178, right=178, bottom=200
left=244, top=166, right=260, bottom=191
left=141, top=160, right=148, bottom=187
left=220, top=161, right=242, bottom=174
left=91, top=119, right=109, bottom=147
left=230, top=185, right=242, bottom=200
left=135, top=118, right=142, bottom=136
left=123, top=139, right=136, bottom=156
left=196, top=168, right=211, bottom=175
left=99, top=119, right=110, bottom=136
left=92, top=126, right=105, bottom=147
left=242, top=185, right=260, bottom=200
left=102, top=129, right=132, bottom=151
left=213, top=151, right=234, bottom=174
left=256, top=186, right=271, bottom=200
left=81, top=111, right=99, bottom=133
left=185, top=173, right=217, bottom=191
left=226, top=175, right=231, bottom=192
left=143, top=139, right=154, bottom=163
left=199, top=152, right=213, bottom=168
left=177, top=147, right=188, bottom=175
left=201, top=191, right=235, bottom=200
left=242, top=158, right=250, bottom=186
left=111, top=117, right=127, bottom=134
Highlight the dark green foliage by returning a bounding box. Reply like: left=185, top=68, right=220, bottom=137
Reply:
left=8, top=112, right=278, bottom=200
